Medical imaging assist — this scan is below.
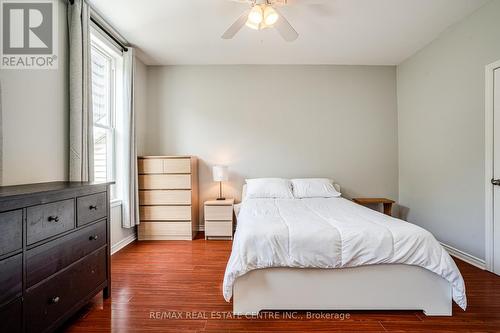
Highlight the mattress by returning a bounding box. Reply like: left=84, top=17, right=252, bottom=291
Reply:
left=222, top=197, right=467, bottom=310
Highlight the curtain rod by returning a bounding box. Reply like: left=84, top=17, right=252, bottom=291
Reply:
left=90, top=16, right=128, bottom=52
left=68, top=0, right=129, bottom=52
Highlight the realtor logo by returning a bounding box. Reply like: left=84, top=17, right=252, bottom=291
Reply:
left=1, top=0, right=58, bottom=69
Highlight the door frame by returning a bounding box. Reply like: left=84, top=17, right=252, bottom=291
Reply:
left=485, top=59, right=500, bottom=272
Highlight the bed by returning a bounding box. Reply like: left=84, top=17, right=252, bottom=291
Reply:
left=222, top=184, right=466, bottom=316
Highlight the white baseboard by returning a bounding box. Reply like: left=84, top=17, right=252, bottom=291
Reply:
left=440, top=242, right=485, bottom=270
left=111, top=233, right=137, bottom=255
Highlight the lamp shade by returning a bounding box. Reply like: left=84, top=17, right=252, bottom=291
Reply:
left=212, top=165, right=228, bottom=182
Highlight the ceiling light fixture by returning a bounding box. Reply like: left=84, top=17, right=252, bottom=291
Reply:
left=248, top=5, right=264, bottom=25
left=245, top=20, right=260, bottom=30
left=245, top=4, right=279, bottom=30
left=221, top=0, right=298, bottom=42
left=263, top=6, right=279, bottom=26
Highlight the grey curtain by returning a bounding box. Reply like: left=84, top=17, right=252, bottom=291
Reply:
left=122, top=48, right=139, bottom=228
left=68, top=0, right=93, bottom=182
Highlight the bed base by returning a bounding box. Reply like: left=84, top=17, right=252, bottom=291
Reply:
left=233, top=264, right=452, bottom=316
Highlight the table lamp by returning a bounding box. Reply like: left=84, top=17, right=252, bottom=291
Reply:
left=212, top=165, right=228, bottom=200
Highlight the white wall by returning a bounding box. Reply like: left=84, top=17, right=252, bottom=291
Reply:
left=397, top=0, right=500, bottom=260
left=141, top=65, right=399, bottom=223
left=110, top=203, right=135, bottom=253
left=0, top=0, right=68, bottom=185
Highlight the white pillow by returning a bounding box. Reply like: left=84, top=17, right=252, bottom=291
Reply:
left=291, top=178, right=341, bottom=198
left=245, top=178, right=294, bottom=199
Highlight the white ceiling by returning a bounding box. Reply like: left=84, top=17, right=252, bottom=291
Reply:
left=88, top=0, right=488, bottom=65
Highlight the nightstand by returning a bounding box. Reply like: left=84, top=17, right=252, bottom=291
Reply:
left=352, top=198, right=395, bottom=216
left=204, top=199, right=234, bottom=240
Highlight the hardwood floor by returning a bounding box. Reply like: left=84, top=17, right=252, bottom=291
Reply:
left=62, top=234, right=500, bottom=332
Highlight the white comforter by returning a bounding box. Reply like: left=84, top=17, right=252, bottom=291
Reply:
left=222, top=197, right=467, bottom=310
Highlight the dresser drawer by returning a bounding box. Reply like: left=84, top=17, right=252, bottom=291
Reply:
left=163, top=158, right=191, bottom=173
left=139, top=190, right=191, bottom=205
left=0, top=254, right=22, bottom=306
left=0, top=210, right=22, bottom=256
left=140, top=205, right=191, bottom=221
left=0, top=298, right=22, bottom=333
left=138, top=158, right=163, bottom=174
left=138, top=222, right=192, bottom=240
left=205, top=221, right=233, bottom=237
left=26, top=220, right=107, bottom=288
left=77, top=192, right=107, bottom=226
left=27, top=199, right=75, bottom=245
left=139, top=174, right=191, bottom=190
left=204, top=205, right=233, bottom=221
left=25, top=248, right=107, bottom=333
left=138, top=158, right=191, bottom=174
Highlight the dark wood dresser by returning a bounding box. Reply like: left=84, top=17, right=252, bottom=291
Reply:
left=0, top=182, right=112, bottom=333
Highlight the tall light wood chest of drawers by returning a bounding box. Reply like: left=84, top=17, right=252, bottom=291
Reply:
left=138, top=156, right=199, bottom=240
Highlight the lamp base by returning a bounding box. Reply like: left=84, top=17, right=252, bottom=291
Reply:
left=216, top=197, right=226, bottom=201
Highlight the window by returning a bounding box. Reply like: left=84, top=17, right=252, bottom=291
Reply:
left=91, top=45, right=114, bottom=184
left=90, top=27, right=124, bottom=200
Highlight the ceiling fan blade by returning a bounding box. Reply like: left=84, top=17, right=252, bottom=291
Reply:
left=273, top=9, right=299, bottom=42
left=221, top=9, right=251, bottom=39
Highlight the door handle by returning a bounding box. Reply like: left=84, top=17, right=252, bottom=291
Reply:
left=491, top=179, right=500, bottom=186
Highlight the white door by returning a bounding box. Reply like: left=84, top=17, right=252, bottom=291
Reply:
left=493, top=67, right=500, bottom=275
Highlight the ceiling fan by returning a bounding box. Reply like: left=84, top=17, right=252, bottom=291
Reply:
left=221, top=0, right=299, bottom=42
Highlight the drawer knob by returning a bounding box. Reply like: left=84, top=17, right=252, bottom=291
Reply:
left=48, top=216, right=59, bottom=222
left=50, top=296, right=60, bottom=304
left=89, top=235, right=98, bottom=241
left=89, top=205, right=98, bottom=210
